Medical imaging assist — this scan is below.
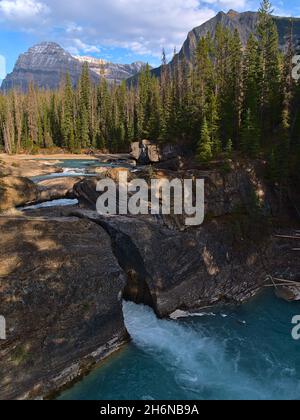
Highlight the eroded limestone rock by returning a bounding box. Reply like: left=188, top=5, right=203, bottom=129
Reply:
left=0, top=177, right=39, bottom=211
left=0, top=216, right=128, bottom=400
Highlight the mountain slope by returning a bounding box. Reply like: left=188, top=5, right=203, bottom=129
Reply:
left=131, top=10, right=300, bottom=82
left=73, top=55, right=148, bottom=84
left=1, top=42, right=148, bottom=91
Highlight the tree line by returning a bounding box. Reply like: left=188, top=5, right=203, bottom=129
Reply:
left=0, top=1, right=300, bottom=182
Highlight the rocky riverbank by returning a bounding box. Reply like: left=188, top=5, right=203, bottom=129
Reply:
left=0, top=154, right=299, bottom=399
left=0, top=154, right=62, bottom=178
left=0, top=215, right=129, bottom=400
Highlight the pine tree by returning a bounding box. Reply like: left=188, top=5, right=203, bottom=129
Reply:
left=257, top=0, right=281, bottom=139
left=225, top=29, right=243, bottom=145
left=78, top=63, right=91, bottom=148
left=241, top=108, right=260, bottom=157
left=97, top=78, right=111, bottom=150
left=215, top=24, right=230, bottom=96
left=243, top=34, right=261, bottom=119
left=148, top=77, right=162, bottom=141
left=277, top=22, right=294, bottom=182
left=2, top=96, right=15, bottom=154
left=12, top=90, right=23, bottom=152
left=197, top=117, right=212, bottom=162
left=62, top=72, right=75, bottom=150
left=292, top=80, right=300, bottom=179
left=226, top=139, right=233, bottom=157
left=266, top=148, right=278, bottom=181
left=194, top=34, right=214, bottom=113
left=207, top=93, right=221, bottom=154
left=27, top=82, right=38, bottom=149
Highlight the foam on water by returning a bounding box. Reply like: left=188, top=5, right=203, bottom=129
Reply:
left=123, top=302, right=264, bottom=400
left=58, top=287, right=300, bottom=400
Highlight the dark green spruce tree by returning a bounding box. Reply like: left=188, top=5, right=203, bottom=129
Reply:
left=77, top=62, right=91, bottom=148
left=62, top=72, right=75, bottom=151
left=257, top=0, right=281, bottom=140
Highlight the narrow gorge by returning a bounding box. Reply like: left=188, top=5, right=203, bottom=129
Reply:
left=0, top=152, right=299, bottom=399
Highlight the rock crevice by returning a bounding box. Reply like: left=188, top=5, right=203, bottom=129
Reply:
left=70, top=210, right=157, bottom=312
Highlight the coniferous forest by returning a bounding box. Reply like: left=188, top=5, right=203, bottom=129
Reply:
left=0, top=1, right=299, bottom=184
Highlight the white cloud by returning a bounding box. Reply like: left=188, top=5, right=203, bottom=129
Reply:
left=0, top=0, right=254, bottom=62
left=0, top=0, right=49, bottom=22
left=72, top=38, right=100, bottom=54
left=65, top=22, right=83, bottom=33
left=51, top=0, right=217, bottom=59
left=204, top=0, right=247, bottom=8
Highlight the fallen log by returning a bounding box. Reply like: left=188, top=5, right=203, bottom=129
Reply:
left=275, top=235, right=300, bottom=240
left=265, top=276, right=300, bottom=288
left=272, top=277, right=299, bottom=284
left=265, top=283, right=300, bottom=287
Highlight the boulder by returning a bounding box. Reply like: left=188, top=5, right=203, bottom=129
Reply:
left=37, top=177, right=82, bottom=202
left=147, top=144, right=161, bottom=163
left=73, top=178, right=101, bottom=209
left=130, top=141, right=183, bottom=165
left=73, top=169, right=135, bottom=210
left=0, top=176, right=39, bottom=211
left=86, top=166, right=134, bottom=179
left=276, top=286, right=300, bottom=302
left=106, top=167, right=134, bottom=182
left=131, top=140, right=152, bottom=164
left=86, top=166, right=110, bottom=175
left=0, top=216, right=128, bottom=400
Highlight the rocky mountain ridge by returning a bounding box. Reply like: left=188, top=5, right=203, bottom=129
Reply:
left=130, top=10, right=300, bottom=82
left=1, top=42, right=148, bottom=91
left=3, top=10, right=300, bottom=91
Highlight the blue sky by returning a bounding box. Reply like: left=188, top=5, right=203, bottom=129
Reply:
left=0, top=0, right=299, bottom=79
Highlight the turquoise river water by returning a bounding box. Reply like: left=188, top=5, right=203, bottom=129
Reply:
left=58, top=291, right=300, bottom=401
left=29, top=160, right=300, bottom=400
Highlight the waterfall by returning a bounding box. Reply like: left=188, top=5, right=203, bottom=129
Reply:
left=122, top=300, right=300, bottom=400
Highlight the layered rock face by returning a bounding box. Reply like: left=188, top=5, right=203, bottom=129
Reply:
left=72, top=211, right=267, bottom=317
left=0, top=216, right=127, bottom=400
left=1, top=42, right=147, bottom=91
left=71, top=162, right=298, bottom=317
